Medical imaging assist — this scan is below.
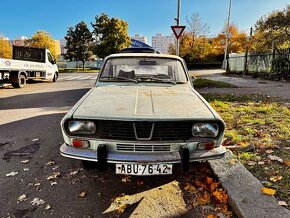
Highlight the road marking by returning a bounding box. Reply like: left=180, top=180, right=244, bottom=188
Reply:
left=78, top=76, right=96, bottom=80
left=64, top=76, right=86, bottom=80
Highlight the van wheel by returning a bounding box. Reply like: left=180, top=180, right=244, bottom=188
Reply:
left=12, top=74, right=26, bottom=88
left=53, top=72, right=58, bottom=82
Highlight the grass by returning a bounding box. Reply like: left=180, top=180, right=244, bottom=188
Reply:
left=58, top=68, right=100, bottom=73
left=193, top=78, right=236, bottom=89
left=202, top=93, right=290, bottom=207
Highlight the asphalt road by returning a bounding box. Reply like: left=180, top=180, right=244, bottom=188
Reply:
left=0, top=73, right=216, bottom=217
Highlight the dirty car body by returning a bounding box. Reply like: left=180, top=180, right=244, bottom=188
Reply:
left=60, top=51, right=226, bottom=176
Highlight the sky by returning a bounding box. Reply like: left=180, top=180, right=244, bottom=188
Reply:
left=0, top=0, right=289, bottom=45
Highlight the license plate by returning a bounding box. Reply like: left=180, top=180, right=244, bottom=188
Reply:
left=116, top=163, right=172, bottom=175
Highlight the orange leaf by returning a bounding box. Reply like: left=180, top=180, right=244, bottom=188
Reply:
left=194, top=179, right=208, bottom=190
left=261, top=187, right=276, bottom=195
left=206, top=177, right=213, bottom=185
left=213, top=189, right=228, bottom=203
left=207, top=215, right=217, bottom=218
left=195, top=192, right=211, bottom=206
left=210, top=182, right=221, bottom=192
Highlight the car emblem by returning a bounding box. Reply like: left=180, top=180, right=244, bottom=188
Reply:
left=133, top=123, right=155, bottom=141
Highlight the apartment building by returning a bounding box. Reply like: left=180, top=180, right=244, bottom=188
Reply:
left=131, top=34, right=147, bottom=44
left=152, top=33, right=176, bottom=54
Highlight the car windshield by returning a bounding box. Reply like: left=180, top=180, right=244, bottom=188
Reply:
left=99, top=57, right=188, bottom=84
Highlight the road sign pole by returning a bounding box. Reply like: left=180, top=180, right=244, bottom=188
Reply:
left=176, top=0, right=180, bottom=56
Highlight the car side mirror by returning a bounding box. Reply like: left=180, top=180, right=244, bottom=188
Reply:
left=51, top=60, right=56, bottom=65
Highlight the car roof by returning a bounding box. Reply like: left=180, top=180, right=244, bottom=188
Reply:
left=106, top=52, right=185, bottom=62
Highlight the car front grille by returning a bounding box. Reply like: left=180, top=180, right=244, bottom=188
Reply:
left=96, top=120, right=193, bottom=142
left=116, top=144, right=171, bottom=152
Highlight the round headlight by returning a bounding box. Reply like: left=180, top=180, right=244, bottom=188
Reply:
left=68, top=120, right=96, bottom=134
left=192, top=123, right=219, bottom=137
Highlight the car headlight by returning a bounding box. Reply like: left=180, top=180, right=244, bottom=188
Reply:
left=192, top=123, right=219, bottom=137
left=68, top=120, right=96, bottom=134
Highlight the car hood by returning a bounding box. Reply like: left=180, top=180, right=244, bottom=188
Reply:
left=72, top=84, right=216, bottom=121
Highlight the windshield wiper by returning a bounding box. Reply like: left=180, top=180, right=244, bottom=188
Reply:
left=100, top=76, right=138, bottom=83
left=137, top=75, right=176, bottom=85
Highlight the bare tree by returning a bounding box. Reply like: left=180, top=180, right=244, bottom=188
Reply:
left=186, top=13, right=209, bottom=47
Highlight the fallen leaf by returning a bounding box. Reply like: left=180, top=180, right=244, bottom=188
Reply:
left=270, top=176, right=282, bottom=182
left=278, top=201, right=287, bottom=206
left=116, top=203, right=127, bottom=214
left=258, top=161, right=265, bottom=165
left=30, top=198, right=45, bottom=206
left=194, top=179, right=208, bottom=190
left=184, top=183, right=197, bottom=193
left=213, top=189, right=228, bottom=203
left=194, top=192, right=211, bottom=206
left=21, top=160, right=29, bottom=164
left=228, top=159, right=237, bottom=165
left=32, top=138, right=39, bottom=142
left=34, top=183, right=41, bottom=187
left=50, top=181, right=57, bottom=186
left=46, top=172, right=61, bottom=180
left=45, top=205, right=51, bottom=210
left=23, top=168, right=29, bottom=171
left=121, top=175, right=131, bottom=183
left=210, top=181, right=220, bottom=192
left=6, top=172, right=18, bottom=177
left=268, top=155, right=283, bottom=163
left=46, top=160, right=55, bottom=166
left=206, top=177, right=213, bottom=185
left=18, top=194, right=27, bottom=202
left=261, top=187, right=276, bottom=195
left=265, top=149, right=274, bottom=154
left=247, top=161, right=256, bottom=166
left=207, top=215, right=217, bottom=218
left=52, top=165, right=59, bottom=170
left=69, top=171, right=78, bottom=176
left=78, top=190, right=87, bottom=198
left=284, top=160, right=290, bottom=166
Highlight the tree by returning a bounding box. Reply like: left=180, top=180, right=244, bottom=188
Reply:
left=0, top=40, right=12, bottom=59
left=186, top=13, right=209, bottom=47
left=25, top=31, right=58, bottom=59
left=64, top=21, right=93, bottom=70
left=168, top=33, right=212, bottom=63
left=92, top=13, right=130, bottom=58
left=252, top=5, right=290, bottom=51
left=212, top=24, right=247, bottom=56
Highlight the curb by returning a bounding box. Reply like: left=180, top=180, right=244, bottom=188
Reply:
left=209, top=150, right=290, bottom=218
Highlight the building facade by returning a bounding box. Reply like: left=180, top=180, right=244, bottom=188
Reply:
left=131, top=34, right=147, bottom=44
left=152, top=33, right=176, bottom=54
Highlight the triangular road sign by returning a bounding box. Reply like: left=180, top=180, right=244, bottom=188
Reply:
left=171, top=26, right=186, bottom=39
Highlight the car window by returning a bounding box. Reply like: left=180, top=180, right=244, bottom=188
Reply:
left=99, top=57, right=187, bottom=83
left=47, top=52, right=54, bottom=64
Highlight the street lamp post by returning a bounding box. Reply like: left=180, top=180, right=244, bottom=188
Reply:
left=223, top=0, right=232, bottom=71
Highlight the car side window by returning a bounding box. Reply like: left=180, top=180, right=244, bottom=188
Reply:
left=47, top=52, right=54, bottom=64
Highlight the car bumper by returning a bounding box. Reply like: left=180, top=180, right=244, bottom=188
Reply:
left=60, top=143, right=226, bottom=164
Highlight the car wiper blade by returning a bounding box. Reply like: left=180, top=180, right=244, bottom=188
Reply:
left=137, top=76, right=176, bottom=85
left=100, top=76, right=138, bottom=83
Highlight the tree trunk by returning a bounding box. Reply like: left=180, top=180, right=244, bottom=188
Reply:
left=82, top=60, right=85, bottom=71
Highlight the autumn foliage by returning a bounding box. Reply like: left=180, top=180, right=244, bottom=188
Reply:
left=0, top=40, right=12, bottom=59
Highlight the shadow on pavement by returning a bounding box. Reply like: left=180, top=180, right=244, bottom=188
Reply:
left=0, top=88, right=90, bottom=110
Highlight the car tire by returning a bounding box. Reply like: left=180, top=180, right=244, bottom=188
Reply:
left=12, top=74, right=26, bottom=88
left=53, top=72, right=58, bottom=82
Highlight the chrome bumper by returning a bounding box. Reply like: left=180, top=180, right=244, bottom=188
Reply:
left=60, top=143, right=226, bottom=164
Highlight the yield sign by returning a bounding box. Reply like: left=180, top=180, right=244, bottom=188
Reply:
left=171, top=25, right=186, bottom=39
